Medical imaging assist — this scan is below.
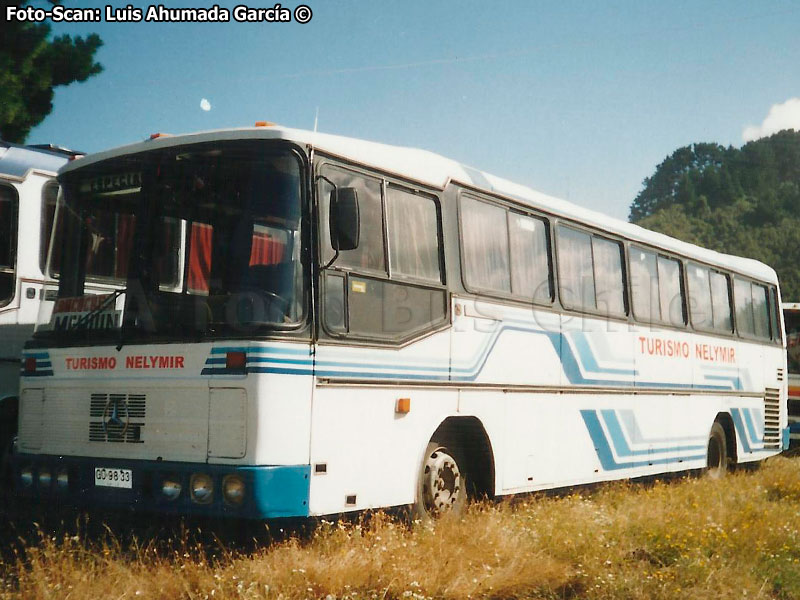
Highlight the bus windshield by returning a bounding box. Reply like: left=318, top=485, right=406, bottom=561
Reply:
left=34, top=142, right=306, bottom=344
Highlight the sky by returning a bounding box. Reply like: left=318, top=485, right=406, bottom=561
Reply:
left=22, top=0, right=800, bottom=222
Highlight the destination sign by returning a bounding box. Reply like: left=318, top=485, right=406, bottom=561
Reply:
left=50, top=293, right=123, bottom=331
left=80, top=172, right=142, bottom=195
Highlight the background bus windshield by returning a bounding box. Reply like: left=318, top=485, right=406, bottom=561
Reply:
left=37, top=142, right=305, bottom=343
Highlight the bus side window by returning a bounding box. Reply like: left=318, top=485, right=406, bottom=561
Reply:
left=557, top=225, right=595, bottom=311
left=319, top=167, right=384, bottom=274
left=688, top=264, right=713, bottom=330
left=591, top=236, right=625, bottom=317
left=508, top=212, right=552, bottom=303
left=0, top=185, right=18, bottom=307
left=734, top=277, right=755, bottom=337
left=40, top=182, right=60, bottom=275
left=751, top=283, right=770, bottom=340
left=557, top=226, right=625, bottom=317
left=386, top=186, right=441, bottom=283
left=460, top=196, right=510, bottom=294
left=710, top=271, right=733, bottom=332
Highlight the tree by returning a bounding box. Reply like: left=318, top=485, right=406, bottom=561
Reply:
left=630, top=130, right=800, bottom=300
left=0, top=0, right=103, bottom=143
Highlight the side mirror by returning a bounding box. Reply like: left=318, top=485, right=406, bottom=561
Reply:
left=330, top=187, right=360, bottom=251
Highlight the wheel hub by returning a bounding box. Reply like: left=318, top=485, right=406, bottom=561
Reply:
left=421, top=447, right=462, bottom=515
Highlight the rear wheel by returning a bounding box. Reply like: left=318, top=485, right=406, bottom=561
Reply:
left=414, top=441, right=467, bottom=521
left=706, top=422, right=729, bottom=479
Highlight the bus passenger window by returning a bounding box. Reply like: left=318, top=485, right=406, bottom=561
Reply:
left=386, top=186, right=441, bottom=283
left=752, top=283, right=770, bottom=339
left=734, top=278, right=755, bottom=336
left=592, top=237, right=625, bottom=316
left=557, top=226, right=595, bottom=311
left=40, top=183, right=61, bottom=275
left=658, top=256, right=685, bottom=326
left=461, top=197, right=510, bottom=294
left=688, top=264, right=713, bottom=330
left=0, top=186, right=17, bottom=306
left=710, top=271, right=732, bottom=332
left=630, top=248, right=659, bottom=323
left=509, top=212, right=551, bottom=303
left=319, top=167, right=385, bottom=273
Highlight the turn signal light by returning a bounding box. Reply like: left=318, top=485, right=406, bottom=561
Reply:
left=395, top=398, right=411, bottom=414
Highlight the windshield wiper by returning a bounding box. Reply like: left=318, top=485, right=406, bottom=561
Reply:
left=70, top=288, right=126, bottom=333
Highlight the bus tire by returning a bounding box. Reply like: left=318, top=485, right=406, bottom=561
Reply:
left=706, top=422, right=729, bottom=479
left=413, top=441, right=467, bottom=521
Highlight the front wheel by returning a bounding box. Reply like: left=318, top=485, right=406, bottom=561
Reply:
left=414, top=441, right=467, bottom=521
left=706, top=422, right=729, bottom=479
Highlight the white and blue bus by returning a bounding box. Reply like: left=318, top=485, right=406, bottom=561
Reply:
left=0, top=142, right=81, bottom=487
left=13, top=125, right=789, bottom=519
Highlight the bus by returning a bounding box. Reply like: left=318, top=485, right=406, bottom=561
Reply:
left=0, top=142, right=79, bottom=486
left=785, top=303, right=800, bottom=448
left=12, top=125, right=789, bottom=520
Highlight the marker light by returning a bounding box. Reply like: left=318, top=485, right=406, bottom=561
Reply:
left=254, top=121, right=276, bottom=127
left=226, top=351, right=247, bottom=371
left=56, top=469, right=69, bottom=490
left=161, top=477, right=182, bottom=501
left=38, top=469, right=52, bottom=488
left=20, top=467, right=34, bottom=487
left=222, top=475, right=246, bottom=506
left=149, top=133, right=172, bottom=140
left=24, top=357, right=36, bottom=373
left=190, top=473, right=214, bottom=504
left=395, top=398, right=411, bottom=414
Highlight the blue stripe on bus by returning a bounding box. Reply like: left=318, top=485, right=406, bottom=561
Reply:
left=730, top=409, right=753, bottom=453
left=742, top=408, right=762, bottom=444
left=200, top=323, right=746, bottom=392
left=600, top=410, right=706, bottom=457
left=581, top=410, right=706, bottom=471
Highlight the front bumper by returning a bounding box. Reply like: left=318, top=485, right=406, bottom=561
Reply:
left=11, top=454, right=310, bottom=519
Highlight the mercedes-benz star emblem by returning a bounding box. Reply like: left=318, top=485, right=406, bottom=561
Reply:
left=102, top=397, right=129, bottom=439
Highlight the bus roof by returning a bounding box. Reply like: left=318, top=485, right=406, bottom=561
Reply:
left=59, top=125, right=778, bottom=284
left=0, top=141, right=76, bottom=180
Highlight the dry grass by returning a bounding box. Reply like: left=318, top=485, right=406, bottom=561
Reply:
left=3, top=457, right=800, bottom=599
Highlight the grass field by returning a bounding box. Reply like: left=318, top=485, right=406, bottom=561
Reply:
left=2, top=456, right=800, bottom=599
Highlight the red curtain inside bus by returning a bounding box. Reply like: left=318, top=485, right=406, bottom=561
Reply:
left=188, top=223, right=213, bottom=293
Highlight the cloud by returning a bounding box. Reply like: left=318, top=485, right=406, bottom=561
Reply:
left=200, top=98, right=211, bottom=112
left=743, top=98, right=800, bottom=141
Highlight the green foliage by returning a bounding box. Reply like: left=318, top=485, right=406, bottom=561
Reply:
left=630, top=130, right=800, bottom=300
left=0, top=0, right=103, bottom=143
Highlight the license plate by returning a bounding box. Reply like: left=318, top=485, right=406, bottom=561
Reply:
left=94, top=467, right=133, bottom=489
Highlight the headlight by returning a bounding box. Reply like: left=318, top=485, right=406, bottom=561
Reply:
left=38, top=469, right=52, bottom=488
left=190, top=473, right=213, bottom=504
left=56, top=469, right=69, bottom=490
left=222, top=475, right=245, bottom=506
left=20, top=467, right=34, bottom=487
left=161, top=477, right=182, bottom=501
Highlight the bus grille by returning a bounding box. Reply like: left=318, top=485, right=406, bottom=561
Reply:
left=88, top=393, right=146, bottom=443
left=763, top=388, right=781, bottom=449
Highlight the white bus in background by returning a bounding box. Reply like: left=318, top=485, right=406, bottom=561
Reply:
left=12, top=125, right=789, bottom=520
left=0, top=142, right=81, bottom=484
left=784, top=303, right=800, bottom=448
